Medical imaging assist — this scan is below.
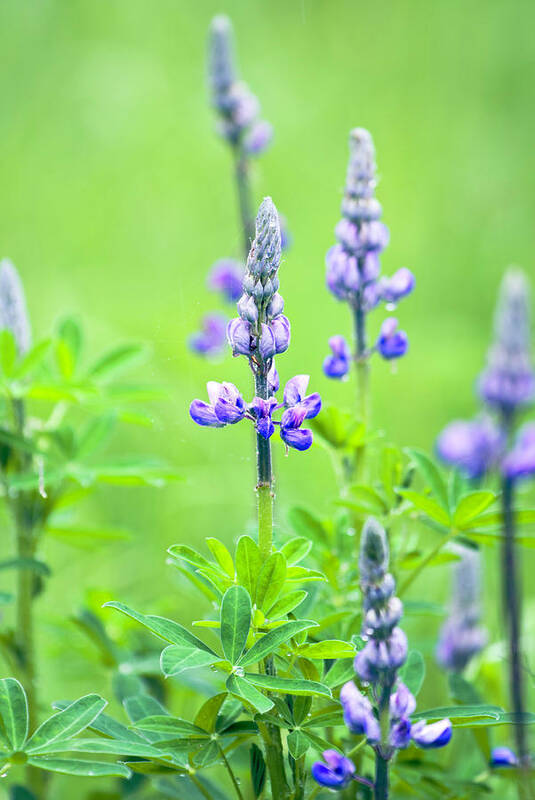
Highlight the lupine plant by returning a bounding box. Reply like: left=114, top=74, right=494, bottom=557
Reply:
left=190, top=15, right=289, bottom=359
left=0, top=258, right=177, bottom=797
left=436, top=268, right=535, bottom=776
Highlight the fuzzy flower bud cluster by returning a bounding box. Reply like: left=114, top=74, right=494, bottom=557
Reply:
left=323, top=129, right=414, bottom=379
left=0, top=259, right=32, bottom=356
left=479, top=270, right=535, bottom=413
left=437, top=269, right=535, bottom=483
left=436, top=547, right=487, bottom=672
left=189, top=374, right=320, bottom=451
left=227, top=198, right=290, bottom=366
left=208, top=15, right=272, bottom=154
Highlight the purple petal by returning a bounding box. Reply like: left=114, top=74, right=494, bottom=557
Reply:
left=490, top=746, right=518, bottom=767
left=301, top=392, right=321, bottom=419
left=280, top=426, right=313, bottom=451
left=281, top=405, right=308, bottom=430
left=243, top=120, right=273, bottom=155
left=207, top=259, right=244, bottom=303
left=189, top=400, right=225, bottom=428
left=227, top=317, right=252, bottom=356
left=283, top=375, right=309, bottom=407
left=270, top=315, right=291, bottom=354
left=323, top=354, right=350, bottom=379
left=259, top=323, right=277, bottom=359
left=412, top=718, right=452, bottom=749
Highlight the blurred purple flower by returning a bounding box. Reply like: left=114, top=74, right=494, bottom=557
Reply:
left=311, top=750, right=356, bottom=789
left=189, top=313, right=228, bottom=357
left=340, top=681, right=380, bottom=742
left=190, top=381, right=245, bottom=427
left=490, top=746, right=518, bottom=767
left=323, top=335, right=351, bottom=379
left=502, top=423, right=535, bottom=480
left=208, top=259, right=244, bottom=303
left=411, top=719, right=452, bottom=749
left=376, top=317, right=408, bottom=360
left=436, top=417, right=504, bottom=479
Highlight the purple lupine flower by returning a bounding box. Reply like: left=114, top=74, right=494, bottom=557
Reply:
left=283, top=375, right=322, bottom=418
left=190, top=381, right=245, bottom=427
left=380, top=268, right=416, bottom=305
left=355, top=628, right=408, bottom=683
left=248, top=397, right=278, bottom=440
left=280, top=405, right=313, bottom=451
left=311, top=750, right=356, bottom=789
left=340, top=681, right=380, bottom=743
left=323, top=128, right=413, bottom=378
left=207, top=16, right=271, bottom=151
left=502, top=423, right=535, bottom=480
left=390, top=682, right=416, bottom=720
left=0, top=259, right=32, bottom=356
left=436, top=416, right=504, bottom=479
left=490, top=746, right=518, bottom=767
left=267, top=363, right=279, bottom=393
left=228, top=198, right=289, bottom=366
left=376, top=317, right=408, bottom=360
left=243, top=120, right=273, bottom=155
left=436, top=547, right=487, bottom=672
left=390, top=717, right=412, bottom=749
left=189, top=313, right=228, bottom=357
left=207, top=259, right=244, bottom=303
left=411, top=719, right=452, bottom=749
left=323, top=335, right=351, bottom=379
left=479, top=269, right=535, bottom=413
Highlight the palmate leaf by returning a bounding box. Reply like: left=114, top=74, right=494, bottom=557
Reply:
left=220, top=586, right=251, bottom=664
left=280, top=537, right=312, bottom=565
left=411, top=704, right=504, bottom=727
left=160, top=645, right=221, bottom=677
left=134, top=715, right=208, bottom=739
left=323, top=659, right=356, bottom=689
left=88, top=343, right=146, bottom=380
left=267, top=590, right=307, bottom=619
left=255, top=553, right=286, bottom=612
left=0, top=678, right=29, bottom=751
left=103, top=601, right=216, bottom=654
left=287, top=729, right=310, bottom=759
left=26, top=756, right=131, bottom=778
left=287, top=507, right=329, bottom=547
left=235, top=536, right=261, bottom=597
left=238, top=620, right=319, bottom=667
left=53, top=703, right=145, bottom=744
left=194, top=694, right=227, bottom=733
left=26, top=695, right=107, bottom=752
left=205, top=538, right=235, bottom=578
left=396, top=489, right=451, bottom=526
left=123, top=694, right=169, bottom=724
left=406, top=448, right=450, bottom=510
left=27, top=737, right=169, bottom=759
left=297, top=640, right=355, bottom=660
left=452, top=491, right=497, bottom=527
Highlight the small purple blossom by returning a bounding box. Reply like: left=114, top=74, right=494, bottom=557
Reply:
left=311, top=750, right=356, bottom=789
left=208, top=259, right=244, bottom=303
left=280, top=405, right=313, bottom=451
left=490, top=746, right=518, bottom=767
left=376, top=317, right=408, bottom=360
left=436, top=417, right=504, bottom=479
left=380, top=268, right=415, bottom=305
left=340, top=681, right=380, bottom=742
left=323, top=335, right=351, bottom=379
left=390, top=682, right=416, bottom=720
left=189, top=313, right=228, bottom=357
left=390, top=717, right=412, bottom=749
left=189, top=381, right=245, bottom=427
left=411, top=718, right=452, bottom=749
left=283, top=375, right=322, bottom=418
left=354, top=627, right=408, bottom=683
left=243, top=120, right=273, bottom=155
left=248, top=397, right=278, bottom=440
left=502, top=423, right=535, bottom=480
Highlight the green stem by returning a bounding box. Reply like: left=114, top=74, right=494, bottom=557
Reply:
left=374, top=682, right=392, bottom=800
left=398, top=529, right=455, bottom=597
left=233, top=146, right=255, bottom=260
left=352, top=302, right=370, bottom=482
left=219, top=744, right=245, bottom=800
left=374, top=754, right=388, bottom=800
left=190, top=773, right=215, bottom=800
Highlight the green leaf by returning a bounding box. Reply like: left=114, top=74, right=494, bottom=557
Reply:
left=193, top=739, right=219, bottom=767
left=406, top=448, right=450, bottom=510
left=297, top=640, right=355, bottom=660
left=396, top=489, right=451, bottom=526
left=76, top=414, right=116, bottom=460
left=302, top=706, right=344, bottom=728
left=411, top=704, right=503, bottom=726
left=83, top=709, right=147, bottom=744
left=28, top=737, right=169, bottom=759
left=26, top=695, right=107, bottom=752
left=0, top=330, right=17, bottom=377
left=89, top=344, right=145, bottom=380
left=0, top=558, right=50, bottom=576
left=13, top=339, right=52, bottom=379
left=0, top=678, right=28, bottom=750
left=103, top=602, right=215, bottom=654
left=309, top=405, right=364, bottom=449
left=380, top=444, right=404, bottom=504
left=55, top=339, right=75, bottom=379
left=226, top=675, right=273, bottom=715
left=288, top=507, right=329, bottom=546
left=26, top=756, right=130, bottom=778
left=160, top=646, right=220, bottom=677
left=465, top=509, right=535, bottom=530
left=462, top=531, right=535, bottom=549
left=250, top=743, right=266, bottom=799
left=244, top=674, right=332, bottom=699
left=167, top=544, right=215, bottom=572
left=399, top=650, right=426, bottom=696
left=194, top=694, right=227, bottom=733
left=267, top=591, right=307, bottom=619
left=345, top=484, right=388, bottom=515
left=134, top=715, right=208, bottom=739
left=123, top=694, right=169, bottom=724
left=57, top=317, right=83, bottom=364
left=323, top=659, right=356, bottom=689
left=280, top=537, right=312, bottom=565
left=453, top=491, right=497, bottom=528
left=206, top=538, right=235, bottom=578
left=448, top=674, right=482, bottom=705
left=220, top=586, right=251, bottom=665
left=46, top=525, right=130, bottom=548
left=92, top=460, right=181, bottom=487
left=235, top=536, right=261, bottom=597
left=287, top=729, right=310, bottom=759
left=255, top=553, right=286, bottom=612
left=238, top=621, right=319, bottom=667
left=300, top=729, right=341, bottom=754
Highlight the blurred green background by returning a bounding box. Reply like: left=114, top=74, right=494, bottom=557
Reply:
left=1, top=0, right=534, bottom=795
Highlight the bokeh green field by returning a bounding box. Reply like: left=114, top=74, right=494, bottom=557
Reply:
left=1, top=0, right=534, bottom=795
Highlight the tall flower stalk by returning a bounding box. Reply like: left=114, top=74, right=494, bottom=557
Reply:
left=323, top=129, right=414, bottom=422
left=437, top=268, right=535, bottom=769
left=208, top=15, right=272, bottom=259
left=190, top=198, right=321, bottom=796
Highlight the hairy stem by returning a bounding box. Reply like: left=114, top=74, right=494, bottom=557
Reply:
left=219, top=745, right=245, bottom=800
left=254, top=371, right=273, bottom=561
left=233, top=146, right=255, bottom=259
left=502, top=477, right=528, bottom=763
